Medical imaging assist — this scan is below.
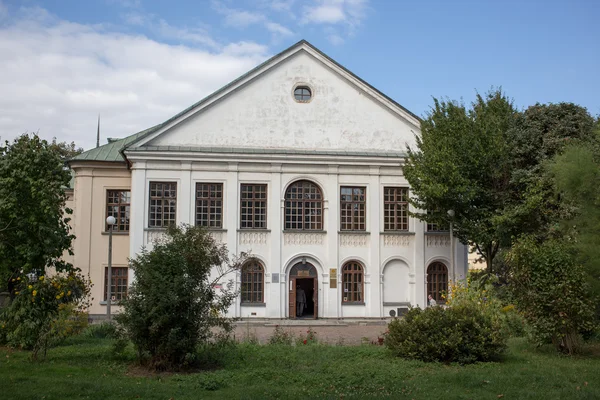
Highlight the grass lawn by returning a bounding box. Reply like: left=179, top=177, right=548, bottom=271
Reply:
left=1, top=337, right=599, bottom=399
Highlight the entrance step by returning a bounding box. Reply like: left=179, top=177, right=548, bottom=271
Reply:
left=235, top=318, right=389, bottom=327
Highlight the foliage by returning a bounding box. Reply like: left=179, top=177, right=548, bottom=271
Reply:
left=0, top=272, right=91, bottom=359
left=385, top=301, right=507, bottom=364
left=404, top=89, right=518, bottom=272
left=507, top=237, right=597, bottom=354
left=115, top=224, right=245, bottom=371
left=447, top=274, right=525, bottom=337
left=295, top=327, right=318, bottom=346
left=267, top=325, right=294, bottom=345
left=82, top=322, right=119, bottom=339
left=49, top=138, right=83, bottom=162
left=0, top=134, right=76, bottom=290
left=549, top=142, right=600, bottom=297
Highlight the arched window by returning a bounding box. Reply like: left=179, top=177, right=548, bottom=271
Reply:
left=342, top=261, right=364, bottom=303
left=284, top=180, right=323, bottom=230
left=241, top=260, right=264, bottom=303
left=427, top=262, right=448, bottom=302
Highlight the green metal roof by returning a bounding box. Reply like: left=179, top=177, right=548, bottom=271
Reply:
left=69, top=125, right=159, bottom=163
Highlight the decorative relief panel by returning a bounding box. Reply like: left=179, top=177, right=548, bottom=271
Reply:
left=239, top=231, right=268, bottom=245
left=339, top=233, right=368, bottom=247
left=426, top=235, right=450, bottom=247
left=145, top=230, right=166, bottom=245
left=284, top=232, right=325, bottom=245
left=209, top=230, right=226, bottom=243
left=383, top=234, right=411, bottom=247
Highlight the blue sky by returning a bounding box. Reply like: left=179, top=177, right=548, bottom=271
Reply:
left=0, top=0, right=598, bottom=149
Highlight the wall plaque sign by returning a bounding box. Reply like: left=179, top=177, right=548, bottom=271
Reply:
left=272, top=273, right=279, bottom=283
left=329, top=268, right=337, bottom=288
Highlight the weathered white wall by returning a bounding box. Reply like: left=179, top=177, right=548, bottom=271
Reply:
left=147, top=51, right=419, bottom=152
left=125, top=156, right=463, bottom=319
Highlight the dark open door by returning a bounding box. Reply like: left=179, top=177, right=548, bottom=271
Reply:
left=289, top=277, right=296, bottom=319
left=313, top=278, right=318, bottom=319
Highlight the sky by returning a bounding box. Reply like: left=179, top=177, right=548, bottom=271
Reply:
left=0, top=0, right=599, bottom=151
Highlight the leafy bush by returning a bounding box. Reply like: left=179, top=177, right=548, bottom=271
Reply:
left=82, top=322, right=119, bottom=339
left=296, top=328, right=318, bottom=346
left=267, top=325, right=294, bottom=345
left=0, top=272, right=91, bottom=359
left=385, top=303, right=507, bottom=364
left=115, top=225, right=245, bottom=371
left=448, top=274, right=525, bottom=338
left=507, top=237, right=597, bottom=354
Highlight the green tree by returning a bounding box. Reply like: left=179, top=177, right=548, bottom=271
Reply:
left=549, top=141, right=600, bottom=296
left=507, top=237, right=596, bottom=354
left=116, top=224, right=246, bottom=371
left=49, top=138, right=83, bottom=162
left=0, top=134, right=75, bottom=289
left=404, top=89, right=517, bottom=273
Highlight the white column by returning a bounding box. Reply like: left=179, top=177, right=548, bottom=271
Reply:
left=413, top=211, right=426, bottom=309
left=129, top=162, right=147, bottom=283
left=368, top=166, right=381, bottom=317
left=327, top=165, right=339, bottom=318
left=226, top=162, right=240, bottom=317
left=179, top=161, right=192, bottom=225
left=270, top=164, right=282, bottom=318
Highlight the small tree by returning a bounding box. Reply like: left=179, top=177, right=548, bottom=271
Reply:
left=404, top=89, right=517, bottom=273
left=0, top=272, right=92, bottom=360
left=0, top=134, right=76, bottom=289
left=116, top=225, right=245, bottom=371
left=507, top=237, right=596, bottom=354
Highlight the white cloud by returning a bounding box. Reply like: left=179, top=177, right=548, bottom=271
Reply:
left=0, top=7, right=270, bottom=150
left=223, top=9, right=266, bottom=28
left=302, top=0, right=367, bottom=26
left=266, top=21, right=294, bottom=36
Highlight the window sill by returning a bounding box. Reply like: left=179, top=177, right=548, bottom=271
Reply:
left=241, top=302, right=266, bottom=307
left=338, top=231, right=370, bottom=234
left=101, top=231, right=129, bottom=236
left=144, top=227, right=167, bottom=231
left=383, top=302, right=411, bottom=307
left=424, top=231, right=451, bottom=235
left=99, top=300, right=124, bottom=306
left=342, top=302, right=366, bottom=306
left=237, top=229, right=271, bottom=233
left=204, top=228, right=227, bottom=232
left=283, top=230, right=327, bottom=234
left=380, top=231, right=415, bottom=235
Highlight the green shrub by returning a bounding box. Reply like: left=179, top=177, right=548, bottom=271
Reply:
left=267, top=325, right=294, bottom=345
left=115, top=225, right=245, bottom=371
left=0, top=272, right=91, bottom=359
left=296, top=327, right=318, bottom=346
left=385, top=303, right=507, bottom=364
left=507, top=237, right=597, bottom=354
left=82, top=322, right=118, bottom=339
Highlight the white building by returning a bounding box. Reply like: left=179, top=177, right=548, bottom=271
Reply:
left=69, top=40, right=467, bottom=319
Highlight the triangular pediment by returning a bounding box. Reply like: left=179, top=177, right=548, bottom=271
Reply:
left=126, top=41, right=420, bottom=154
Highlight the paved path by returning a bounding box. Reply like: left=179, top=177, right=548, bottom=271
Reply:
left=232, top=322, right=389, bottom=345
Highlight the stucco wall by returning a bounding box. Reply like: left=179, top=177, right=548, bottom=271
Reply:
left=70, top=163, right=131, bottom=315
left=147, top=51, right=419, bottom=153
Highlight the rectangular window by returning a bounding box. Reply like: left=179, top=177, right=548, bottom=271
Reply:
left=104, top=267, right=128, bottom=301
left=195, top=183, right=223, bottom=229
left=240, top=184, right=268, bottom=229
left=383, top=187, right=409, bottom=231
left=148, top=182, right=177, bottom=228
left=340, top=186, right=366, bottom=231
left=106, top=190, right=131, bottom=232
left=426, top=210, right=449, bottom=232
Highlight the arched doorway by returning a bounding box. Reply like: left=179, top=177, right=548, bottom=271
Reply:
left=427, top=262, right=448, bottom=303
left=288, top=262, right=318, bottom=319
